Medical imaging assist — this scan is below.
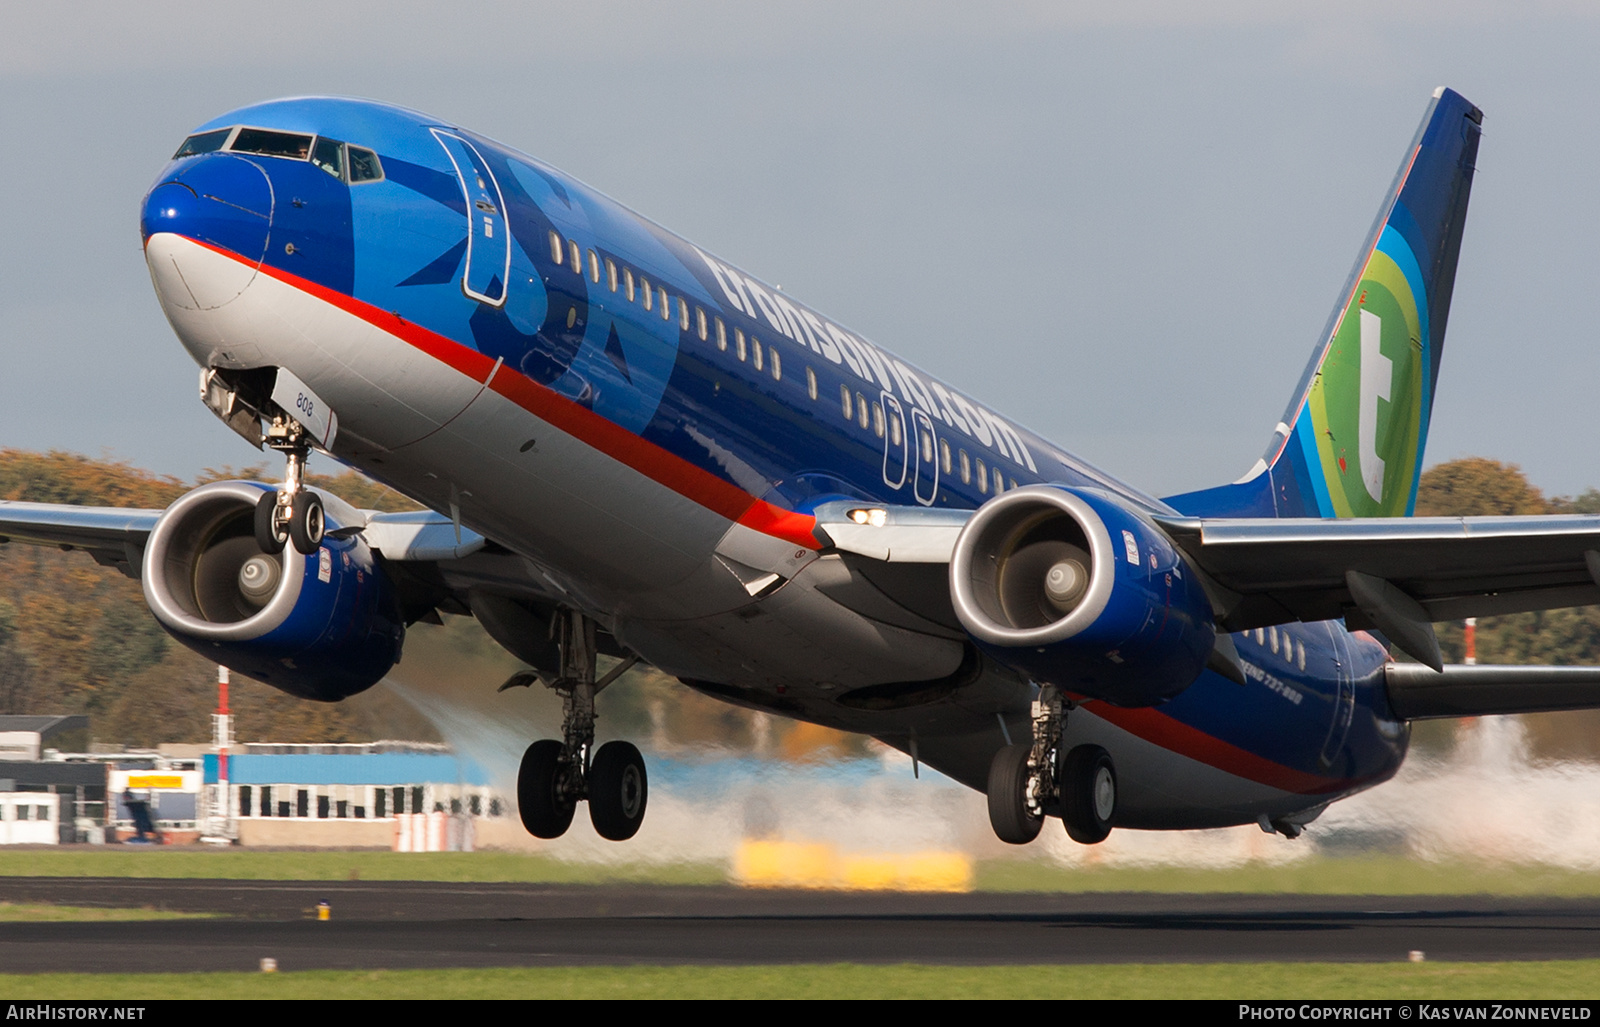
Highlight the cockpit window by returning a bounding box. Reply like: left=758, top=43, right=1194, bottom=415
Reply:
left=311, top=136, right=344, bottom=179
left=173, top=129, right=231, bottom=159
left=230, top=128, right=313, bottom=160
left=347, top=146, right=384, bottom=183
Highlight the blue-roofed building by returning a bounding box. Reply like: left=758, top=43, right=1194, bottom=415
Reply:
left=201, top=743, right=508, bottom=847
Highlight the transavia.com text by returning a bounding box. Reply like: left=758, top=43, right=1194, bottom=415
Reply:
left=1241, top=1007, right=1593, bottom=1020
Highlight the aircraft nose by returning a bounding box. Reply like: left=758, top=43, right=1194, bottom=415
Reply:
left=142, top=154, right=273, bottom=311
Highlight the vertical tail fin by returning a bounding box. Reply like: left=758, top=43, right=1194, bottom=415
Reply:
left=1167, top=87, right=1482, bottom=519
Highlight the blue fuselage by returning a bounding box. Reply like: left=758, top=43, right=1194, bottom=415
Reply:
left=140, top=97, right=1407, bottom=818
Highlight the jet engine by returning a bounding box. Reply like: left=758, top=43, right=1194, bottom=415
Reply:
left=949, top=485, right=1214, bottom=707
left=141, top=481, right=405, bottom=701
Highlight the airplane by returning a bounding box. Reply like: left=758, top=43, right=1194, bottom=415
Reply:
left=6, top=84, right=1600, bottom=847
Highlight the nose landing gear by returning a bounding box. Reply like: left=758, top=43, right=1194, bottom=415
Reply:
left=514, top=609, right=649, bottom=842
left=252, top=415, right=326, bottom=556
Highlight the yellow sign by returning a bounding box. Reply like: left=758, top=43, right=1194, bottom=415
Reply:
left=127, top=774, right=184, bottom=789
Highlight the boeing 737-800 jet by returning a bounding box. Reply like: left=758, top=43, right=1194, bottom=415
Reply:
left=7, top=86, right=1600, bottom=846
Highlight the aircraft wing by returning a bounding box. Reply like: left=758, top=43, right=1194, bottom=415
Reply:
left=0, top=499, right=486, bottom=575
left=816, top=502, right=1600, bottom=666
left=818, top=504, right=1600, bottom=624
left=0, top=501, right=163, bottom=576
left=1152, top=514, right=1600, bottom=630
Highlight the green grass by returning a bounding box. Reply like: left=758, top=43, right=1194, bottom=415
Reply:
left=0, top=902, right=211, bottom=922
left=974, top=856, right=1600, bottom=896
left=6, top=849, right=1600, bottom=896
left=0, top=849, right=724, bottom=885
left=0, top=962, right=1597, bottom=999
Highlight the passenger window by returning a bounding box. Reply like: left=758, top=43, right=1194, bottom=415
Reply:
left=940, top=439, right=952, bottom=474
left=735, top=329, right=747, bottom=362
left=872, top=403, right=885, bottom=439
left=311, top=137, right=344, bottom=179
left=752, top=338, right=764, bottom=371
left=606, top=259, right=618, bottom=292
left=806, top=366, right=818, bottom=400
left=659, top=287, right=670, bottom=320
left=960, top=450, right=971, bottom=483
left=549, top=231, right=564, bottom=264
left=715, top=318, right=727, bottom=351
left=888, top=412, right=901, bottom=446
left=173, top=128, right=231, bottom=159
left=569, top=240, right=582, bottom=271
left=1255, top=627, right=1266, bottom=645
left=976, top=460, right=988, bottom=494
left=588, top=250, right=601, bottom=284
left=347, top=146, right=384, bottom=183
left=678, top=297, right=690, bottom=331
left=624, top=268, right=636, bottom=301
left=923, top=432, right=936, bottom=464
left=856, top=393, right=869, bottom=429
left=696, top=307, right=708, bottom=341
left=641, top=278, right=652, bottom=311
left=770, top=347, right=781, bottom=381
left=1297, top=640, right=1306, bottom=671
left=840, top=385, right=853, bottom=420
left=1269, top=625, right=1279, bottom=655
left=1009, top=477, right=1019, bottom=492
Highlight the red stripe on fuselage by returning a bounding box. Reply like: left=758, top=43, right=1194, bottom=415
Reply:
left=1081, top=700, right=1359, bottom=796
left=175, top=235, right=820, bottom=550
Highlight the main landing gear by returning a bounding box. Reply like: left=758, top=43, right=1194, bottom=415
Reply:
left=252, top=414, right=324, bottom=556
left=514, top=609, right=648, bottom=842
left=986, top=684, right=1116, bottom=846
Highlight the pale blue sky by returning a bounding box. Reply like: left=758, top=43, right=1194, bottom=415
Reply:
left=3, top=2, right=1597, bottom=498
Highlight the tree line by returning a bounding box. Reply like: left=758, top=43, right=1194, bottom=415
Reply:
left=1, top=450, right=1595, bottom=754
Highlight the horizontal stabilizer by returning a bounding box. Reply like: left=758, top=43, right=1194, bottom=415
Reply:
left=1386, top=663, right=1600, bottom=719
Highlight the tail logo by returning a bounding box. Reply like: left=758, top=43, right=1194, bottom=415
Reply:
left=1305, top=226, right=1428, bottom=518
left=1358, top=308, right=1394, bottom=503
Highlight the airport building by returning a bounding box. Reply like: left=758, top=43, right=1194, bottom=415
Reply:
left=0, top=711, right=506, bottom=848
left=201, top=742, right=501, bottom=847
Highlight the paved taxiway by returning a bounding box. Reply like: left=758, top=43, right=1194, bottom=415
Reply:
left=1, top=878, right=1597, bottom=972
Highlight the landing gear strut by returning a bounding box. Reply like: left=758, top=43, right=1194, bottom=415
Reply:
left=253, top=415, right=324, bottom=556
left=515, top=609, right=647, bottom=841
left=986, top=684, right=1116, bottom=845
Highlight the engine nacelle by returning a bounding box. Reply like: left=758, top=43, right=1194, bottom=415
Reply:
left=141, top=481, right=405, bottom=701
left=949, top=485, right=1214, bottom=707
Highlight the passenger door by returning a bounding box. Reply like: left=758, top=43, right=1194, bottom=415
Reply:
left=431, top=130, right=509, bottom=306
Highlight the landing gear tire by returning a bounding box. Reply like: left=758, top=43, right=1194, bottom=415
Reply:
left=588, top=740, right=648, bottom=841
left=517, top=739, right=575, bottom=839
left=987, top=742, right=1042, bottom=844
left=288, top=491, right=325, bottom=555
left=254, top=490, right=287, bottom=553
left=1060, top=744, right=1115, bottom=845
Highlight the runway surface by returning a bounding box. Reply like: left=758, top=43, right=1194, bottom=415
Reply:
left=1, top=877, right=1598, bottom=972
